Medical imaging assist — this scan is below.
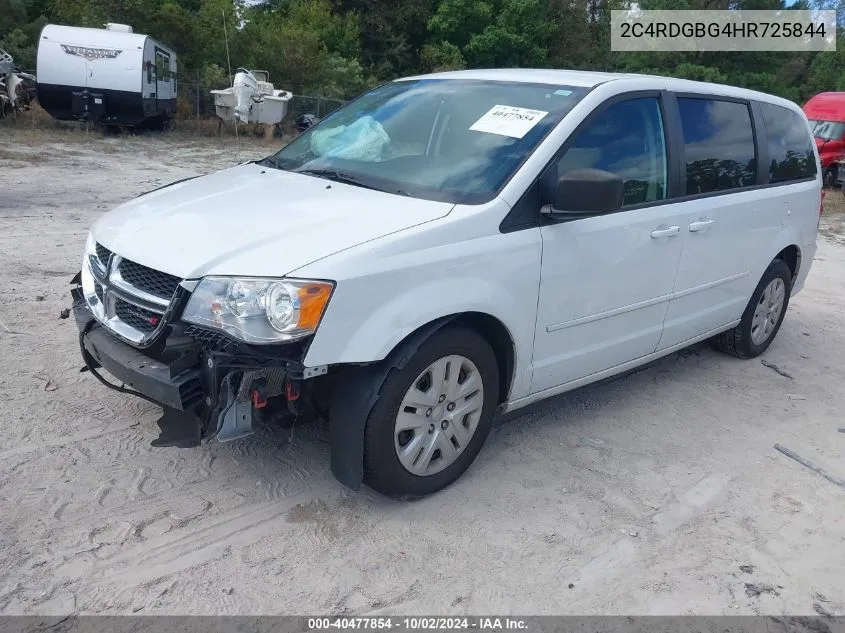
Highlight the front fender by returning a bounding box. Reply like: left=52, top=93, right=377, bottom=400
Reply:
left=328, top=316, right=455, bottom=490
left=305, top=272, right=536, bottom=401
left=299, top=214, right=542, bottom=402
left=325, top=277, right=521, bottom=359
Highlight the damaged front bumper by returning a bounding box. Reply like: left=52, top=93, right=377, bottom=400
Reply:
left=76, top=303, right=203, bottom=412
left=72, top=285, right=315, bottom=448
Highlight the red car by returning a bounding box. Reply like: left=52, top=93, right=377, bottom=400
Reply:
left=803, top=92, right=845, bottom=186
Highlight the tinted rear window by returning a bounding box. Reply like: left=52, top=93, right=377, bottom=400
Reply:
left=760, top=103, right=817, bottom=183
left=677, top=98, right=757, bottom=195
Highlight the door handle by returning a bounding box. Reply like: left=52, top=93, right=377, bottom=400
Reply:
left=650, top=226, right=680, bottom=238
left=689, top=219, right=714, bottom=232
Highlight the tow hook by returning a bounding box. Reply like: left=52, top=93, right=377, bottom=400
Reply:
left=285, top=378, right=301, bottom=416
left=250, top=377, right=269, bottom=409
left=285, top=379, right=300, bottom=401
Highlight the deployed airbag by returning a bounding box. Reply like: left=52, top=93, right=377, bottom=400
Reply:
left=310, top=116, right=390, bottom=162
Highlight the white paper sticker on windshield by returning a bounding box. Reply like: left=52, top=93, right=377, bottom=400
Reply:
left=469, top=105, right=549, bottom=139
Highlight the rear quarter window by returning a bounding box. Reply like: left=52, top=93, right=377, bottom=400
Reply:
left=759, top=102, right=818, bottom=183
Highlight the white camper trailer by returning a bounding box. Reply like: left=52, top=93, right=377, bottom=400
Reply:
left=37, top=23, right=177, bottom=126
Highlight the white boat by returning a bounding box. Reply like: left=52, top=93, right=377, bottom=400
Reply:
left=211, top=69, right=293, bottom=125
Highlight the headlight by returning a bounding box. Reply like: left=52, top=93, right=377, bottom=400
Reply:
left=182, top=277, right=334, bottom=344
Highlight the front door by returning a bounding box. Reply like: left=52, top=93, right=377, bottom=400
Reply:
left=530, top=94, right=684, bottom=394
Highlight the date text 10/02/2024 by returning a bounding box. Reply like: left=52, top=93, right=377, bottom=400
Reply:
left=307, top=618, right=529, bottom=630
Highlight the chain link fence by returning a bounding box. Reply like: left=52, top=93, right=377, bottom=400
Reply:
left=175, top=68, right=346, bottom=123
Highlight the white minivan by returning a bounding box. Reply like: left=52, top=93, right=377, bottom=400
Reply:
left=73, top=69, right=821, bottom=496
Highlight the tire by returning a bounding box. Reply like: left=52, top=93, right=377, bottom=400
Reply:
left=715, top=259, right=792, bottom=359
left=363, top=326, right=499, bottom=497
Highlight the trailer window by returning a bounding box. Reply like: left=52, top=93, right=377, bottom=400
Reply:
left=154, top=53, right=170, bottom=82
left=146, top=61, right=153, bottom=83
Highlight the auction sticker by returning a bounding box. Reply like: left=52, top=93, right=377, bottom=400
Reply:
left=469, top=105, right=549, bottom=138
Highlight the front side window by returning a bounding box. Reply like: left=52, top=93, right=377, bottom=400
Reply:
left=554, top=97, right=667, bottom=206
left=678, top=98, right=757, bottom=195
left=266, top=79, right=589, bottom=204
left=759, top=102, right=817, bottom=183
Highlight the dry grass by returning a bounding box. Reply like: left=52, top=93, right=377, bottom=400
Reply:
left=823, top=186, right=845, bottom=214
left=3, top=102, right=57, bottom=128
left=0, top=101, right=293, bottom=147
left=821, top=186, right=845, bottom=244
left=171, top=116, right=291, bottom=144
left=0, top=147, right=50, bottom=164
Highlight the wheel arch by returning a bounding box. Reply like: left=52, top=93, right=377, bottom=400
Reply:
left=449, top=312, right=516, bottom=404
left=760, top=224, right=803, bottom=289
left=347, top=310, right=518, bottom=403
left=327, top=311, right=518, bottom=492
left=774, top=244, right=801, bottom=284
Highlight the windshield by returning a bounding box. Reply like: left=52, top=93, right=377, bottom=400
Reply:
left=265, top=79, right=588, bottom=204
left=808, top=119, right=845, bottom=141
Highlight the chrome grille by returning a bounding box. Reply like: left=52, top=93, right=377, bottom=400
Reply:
left=84, top=242, right=183, bottom=346
left=114, top=298, right=161, bottom=333
left=117, top=259, right=181, bottom=301
left=95, top=243, right=112, bottom=264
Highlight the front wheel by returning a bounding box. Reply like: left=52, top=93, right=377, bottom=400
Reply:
left=363, top=326, right=499, bottom=496
left=716, top=259, right=792, bottom=359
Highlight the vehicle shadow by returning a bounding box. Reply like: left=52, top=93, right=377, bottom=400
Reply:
left=219, top=340, right=719, bottom=498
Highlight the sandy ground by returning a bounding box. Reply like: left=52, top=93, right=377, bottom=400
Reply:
left=1, top=129, right=844, bottom=617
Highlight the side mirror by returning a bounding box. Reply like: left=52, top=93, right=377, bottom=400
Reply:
left=543, top=168, right=624, bottom=217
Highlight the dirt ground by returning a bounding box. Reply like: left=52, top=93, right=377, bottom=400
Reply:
left=1, top=129, right=844, bottom=617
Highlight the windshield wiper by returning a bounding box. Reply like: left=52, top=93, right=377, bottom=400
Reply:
left=296, top=168, right=373, bottom=188
left=295, top=168, right=410, bottom=196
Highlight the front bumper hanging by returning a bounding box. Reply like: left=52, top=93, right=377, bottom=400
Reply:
left=72, top=283, right=312, bottom=449
left=76, top=303, right=203, bottom=411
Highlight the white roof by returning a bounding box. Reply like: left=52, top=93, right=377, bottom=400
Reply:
left=400, top=68, right=632, bottom=88
left=40, top=24, right=175, bottom=55
left=398, top=68, right=795, bottom=109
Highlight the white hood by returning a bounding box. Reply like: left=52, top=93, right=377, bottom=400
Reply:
left=91, top=163, right=453, bottom=279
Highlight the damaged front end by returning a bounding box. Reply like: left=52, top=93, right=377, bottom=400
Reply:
left=71, top=262, right=326, bottom=449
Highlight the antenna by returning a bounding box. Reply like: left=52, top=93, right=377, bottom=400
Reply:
left=222, top=9, right=233, bottom=88
left=221, top=8, right=240, bottom=150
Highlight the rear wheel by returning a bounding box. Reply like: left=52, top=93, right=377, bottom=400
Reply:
left=716, top=259, right=792, bottom=359
left=363, top=327, right=498, bottom=496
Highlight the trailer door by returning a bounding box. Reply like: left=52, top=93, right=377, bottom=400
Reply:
left=155, top=49, right=173, bottom=105
left=146, top=54, right=156, bottom=102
